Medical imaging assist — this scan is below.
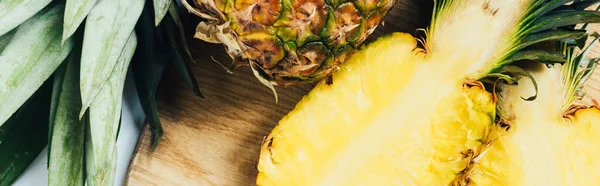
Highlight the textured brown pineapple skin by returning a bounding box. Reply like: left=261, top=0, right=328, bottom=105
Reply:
left=193, top=0, right=395, bottom=85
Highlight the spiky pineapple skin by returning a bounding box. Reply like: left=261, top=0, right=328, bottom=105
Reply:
left=256, top=33, right=499, bottom=185
left=192, top=0, right=395, bottom=85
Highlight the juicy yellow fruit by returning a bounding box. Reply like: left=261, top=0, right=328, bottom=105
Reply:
left=256, top=1, right=529, bottom=184
left=256, top=33, right=498, bottom=185
left=471, top=64, right=600, bottom=185
left=256, top=0, right=600, bottom=184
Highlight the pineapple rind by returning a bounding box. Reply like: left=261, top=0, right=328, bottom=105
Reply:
left=191, top=0, right=395, bottom=85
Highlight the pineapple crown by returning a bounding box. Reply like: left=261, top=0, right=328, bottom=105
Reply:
left=426, top=0, right=600, bottom=102
left=559, top=32, right=600, bottom=113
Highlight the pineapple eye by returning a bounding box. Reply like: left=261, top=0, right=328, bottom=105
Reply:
left=251, top=0, right=282, bottom=25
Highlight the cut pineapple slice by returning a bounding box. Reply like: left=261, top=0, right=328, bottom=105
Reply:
left=256, top=0, right=600, bottom=185
left=257, top=33, right=498, bottom=185
left=472, top=63, right=600, bottom=186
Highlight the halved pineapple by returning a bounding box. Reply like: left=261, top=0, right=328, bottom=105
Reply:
left=472, top=41, right=600, bottom=185
left=257, top=33, right=499, bottom=185
left=256, top=0, right=600, bottom=185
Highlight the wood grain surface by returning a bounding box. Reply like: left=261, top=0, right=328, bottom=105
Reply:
left=125, top=1, right=600, bottom=186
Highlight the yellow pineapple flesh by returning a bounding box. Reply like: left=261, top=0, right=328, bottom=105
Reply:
left=257, top=0, right=530, bottom=184
left=471, top=63, right=600, bottom=185
left=257, top=33, right=499, bottom=185
left=256, top=0, right=600, bottom=185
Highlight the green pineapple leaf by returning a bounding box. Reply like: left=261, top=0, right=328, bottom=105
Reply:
left=530, top=10, right=600, bottom=33
left=0, top=0, right=52, bottom=36
left=133, top=2, right=165, bottom=151
left=48, top=49, right=85, bottom=186
left=79, top=0, right=145, bottom=118
left=571, top=0, right=600, bottom=10
left=512, top=30, right=587, bottom=57
left=0, top=78, right=52, bottom=186
left=500, top=50, right=567, bottom=66
left=0, top=4, right=74, bottom=126
left=86, top=32, right=137, bottom=186
left=163, top=14, right=203, bottom=97
left=63, top=0, right=98, bottom=43
left=0, top=29, right=15, bottom=52
left=154, top=0, right=172, bottom=26
left=168, top=2, right=196, bottom=63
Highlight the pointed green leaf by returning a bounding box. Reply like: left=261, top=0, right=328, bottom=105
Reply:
left=168, top=3, right=195, bottom=63
left=154, top=0, right=172, bottom=26
left=580, top=58, right=600, bottom=87
left=0, top=29, right=16, bottom=52
left=0, top=0, right=52, bottom=36
left=572, top=32, right=588, bottom=49
left=79, top=0, right=145, bottom=117
left=47, top=61, right=68, bottom=169
left=557, top=35, right=600, bottom=111
left=85, top=130, right=118, bottom=186
left=0, top=4, right=74, bottom=126
left=86, top=32, right=136, bottom=186
left=573, top=34, right=600, bottom=81
left=552, top=5, right=575, bottom=13
left=85, top=142, right=118, bottom=186
left=572, top=0, right=600, bottom=10
left=499, top=65, right=539, bottom=101
left=501, top=50, right=567, bottom=66
left=549, top=0, right=600, bottom=14
left=48, top=27, right=83, bottom=168
left=133, top=3, right=164, bottom=151
left=162, top=17, right=203, bottom=97
left=582, top=4, right=600, bottom=30
left=48, top=47, right=85, bottom=186
left=63, top=0, right=98, bottom=43
left=548, top=31, right=588, bottom=49
left=527, top=0, right=572, bottom=20
left=0, top=79, right=52, bottom=186
left=484, top=73, right=518, bottom=85
left=515, top=30, right=588, bottom=53
left=531, top=10, right=600, bottom=33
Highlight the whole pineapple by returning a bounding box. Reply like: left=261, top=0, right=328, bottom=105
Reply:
left=183, top=0, right=395, bottom=87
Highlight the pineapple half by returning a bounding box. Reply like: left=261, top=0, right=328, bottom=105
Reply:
left=471, top=40, right=600, bottom=185
left=256, top=0, right=600, bottom=185
left=182, top=0, right=395, bottom=88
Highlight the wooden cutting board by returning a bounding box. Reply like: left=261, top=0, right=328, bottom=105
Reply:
left=125, top=1, right=600, bottom=185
